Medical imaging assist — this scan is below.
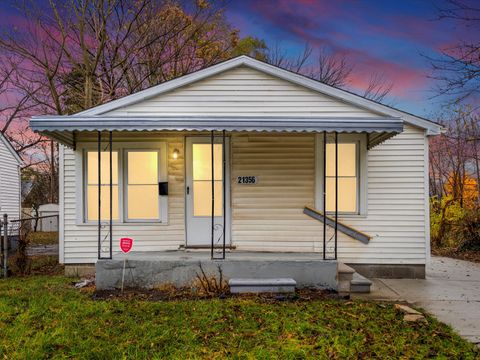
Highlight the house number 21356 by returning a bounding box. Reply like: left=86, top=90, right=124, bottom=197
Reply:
left=237, top=176, right=257, bottom=184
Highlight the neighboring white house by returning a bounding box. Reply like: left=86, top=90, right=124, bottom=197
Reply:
left=31, top=56, right=443, bottom=280
left=33, top=203, right=59, bottom=232
left=0, top=132, right=23, bottom=222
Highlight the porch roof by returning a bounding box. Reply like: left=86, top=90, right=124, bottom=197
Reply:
left=30, top=115, right=403, bottom=149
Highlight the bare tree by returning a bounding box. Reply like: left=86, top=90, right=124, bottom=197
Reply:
left=308, top=48, right=353, bottom=88
left=430, top=0, right=480, bottom=103
left=266, top=43, right=313, bottom=74
left=0, top=0, right=238, bottom=203
left=266, top=44, right=392, bottom=101
left=429, top=107, right=480, bottom=206
left=0, top=58, right=46, bottom=154
left=363, top=73, right=394, bottom=103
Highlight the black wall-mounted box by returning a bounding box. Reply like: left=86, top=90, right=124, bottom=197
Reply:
left=159, top=182, right=168, bottom=196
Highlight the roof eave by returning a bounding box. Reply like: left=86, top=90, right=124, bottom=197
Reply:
left=0, top=133, right=24, bottom=166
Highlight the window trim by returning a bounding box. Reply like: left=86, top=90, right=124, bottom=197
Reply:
left=315, top=133, right=368, bottom=216
left=76, top=141, right=168, bottom=225
left=123, top=148, right=167, bottom=223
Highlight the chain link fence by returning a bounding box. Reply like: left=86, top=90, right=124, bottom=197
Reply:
left=0, top=214, right=59, bottom=278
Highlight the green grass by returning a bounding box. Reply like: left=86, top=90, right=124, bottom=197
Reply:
left=0, top=276, right=478, bottom=359
left=27, top=232, right=58, bottom=246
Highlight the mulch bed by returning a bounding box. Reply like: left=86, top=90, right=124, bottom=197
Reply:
left=91, top=286, right=345, bottom=302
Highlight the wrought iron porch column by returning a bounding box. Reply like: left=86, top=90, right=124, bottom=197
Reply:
left=323, top=131, right=326, bottom=260
left=335, top=131, right=338, bottom=260
left=211, top=131, right=215, bottom=259
left=221, top=130, right=226, bottom=260
left=97, top=131, right=113, bottom=260
left=97, top=131, right=101, bottom=260
left=108, top=131, right=113, bottom=260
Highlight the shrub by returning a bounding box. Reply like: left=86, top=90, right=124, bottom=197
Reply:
left=431, top=196, right=480, bottom=252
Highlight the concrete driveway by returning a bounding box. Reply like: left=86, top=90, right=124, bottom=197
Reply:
left=354, top=256, right=480, bottom=345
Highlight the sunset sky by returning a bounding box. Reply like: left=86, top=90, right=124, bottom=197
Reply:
left=1, top=0, right=473, bottom=118
left=226, top=0, right=472, bottom=117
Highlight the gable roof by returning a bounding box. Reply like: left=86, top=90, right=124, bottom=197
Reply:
left=78, top=55, right=442, bottom=135
left=0, top=132, right=23, bottom=166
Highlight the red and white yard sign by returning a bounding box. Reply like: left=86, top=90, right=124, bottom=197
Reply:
left=120, top=237, right=133, bottom=253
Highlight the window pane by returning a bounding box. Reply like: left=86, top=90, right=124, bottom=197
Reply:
left=126, top=150, right=160, bottom=220
left=326, top=178, right=357, bottom=212
left=326, top=143, right=356, bottom=177
left=193, top=180, right=223, bottom=216
left=87, top=185, right=119, bottom=221
left=87, top=152, right=118, bottom=184
left=193, top=144, right=223, bottom=180
left=127, top=185, right=159, bottom=220
left=128, top=151, right=158, bottom=185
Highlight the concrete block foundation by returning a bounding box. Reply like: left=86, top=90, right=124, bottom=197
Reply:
left=348, top=263, right=426, bottom=279
left=65, top=264, right=95, bottom=278
left=95, top=252, right=338, bottom=291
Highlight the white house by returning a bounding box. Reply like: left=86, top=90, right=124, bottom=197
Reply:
left=34, top=203, right=59, bottom=232
left=31, top=56, right=443, bottom=287
left=0, top=132, right=23, bottom=222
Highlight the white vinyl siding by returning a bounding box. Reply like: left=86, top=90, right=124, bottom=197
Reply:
left=0, top=137, right=21, bottom=222
left=59, top=64, right=428, bottom=266
left=106, top=66, right=381, bottom=118
left=337, top=125, right=427, bottom=264
left=231, top=134, right=318, bottom=251
left=61, top=134, right=184, bottom=263
left=229, top=126, right=427, bottom=265
left=61, top=126, right=427, bottom=265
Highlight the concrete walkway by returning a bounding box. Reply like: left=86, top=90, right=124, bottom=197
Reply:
left=353, top=256, right=480, bottom=345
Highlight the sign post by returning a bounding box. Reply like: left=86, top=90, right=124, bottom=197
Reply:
left=120, top=237, right=133, bottom=292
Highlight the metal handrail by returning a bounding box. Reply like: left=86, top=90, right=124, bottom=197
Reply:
left=303, top=206, right=371, bottom=244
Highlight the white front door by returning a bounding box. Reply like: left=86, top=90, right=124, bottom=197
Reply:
left=186, top=137, right=230, bottom=246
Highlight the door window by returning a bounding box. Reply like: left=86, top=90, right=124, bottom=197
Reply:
left=192, top=144, right=223, bottom=216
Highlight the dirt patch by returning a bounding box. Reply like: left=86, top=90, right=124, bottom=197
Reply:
left=432, top=249, right=480, bottom=263
left=92, top=287, right=344, bottom=302
left=29, top=255, right=64, bottom=276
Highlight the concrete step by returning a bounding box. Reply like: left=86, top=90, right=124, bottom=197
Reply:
left=338, top=263, right=355, bottom=282
left=337, top=263, right=372, bottom=294
left=350, top=272, right=373, bottom=293
left=338, top=263, right=355, bottom=293
left=229, top=278, right=296, bottom=294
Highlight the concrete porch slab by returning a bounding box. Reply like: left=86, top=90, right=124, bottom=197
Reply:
left=95, top=251, right=337, bottom=291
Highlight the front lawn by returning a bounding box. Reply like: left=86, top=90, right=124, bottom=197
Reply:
left=27, top=231, right=58, bottom=246
left=0, top=277, right=478, bottom=359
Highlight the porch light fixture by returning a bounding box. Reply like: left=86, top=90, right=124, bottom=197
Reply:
left=172, top=148, right=180, bottom=160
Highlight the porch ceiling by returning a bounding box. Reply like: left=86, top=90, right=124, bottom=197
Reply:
left=30, top=115, right=403, bottom=149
